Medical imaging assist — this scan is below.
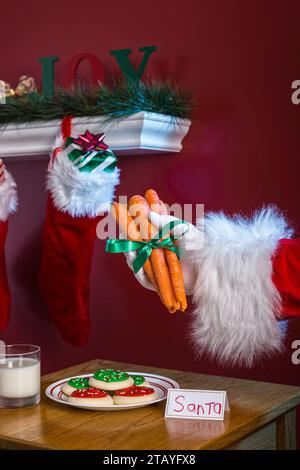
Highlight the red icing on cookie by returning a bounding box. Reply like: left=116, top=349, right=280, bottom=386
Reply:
left=71, top=388, right=108, bottom=398
left=115, top=386, right=155, bottom=397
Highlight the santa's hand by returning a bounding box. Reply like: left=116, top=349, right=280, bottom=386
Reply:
left=124, top=213, right=202, bottom=295
left=148, top=212, right=202, bottom=251
left=124, top=250, right=155, bottom=291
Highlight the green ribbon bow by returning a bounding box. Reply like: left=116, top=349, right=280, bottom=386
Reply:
left=65, top=137, right=117, bottom=173
left=106, top=220, right=188, bottom=273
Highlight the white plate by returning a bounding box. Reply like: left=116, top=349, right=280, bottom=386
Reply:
left=45, top=372, right=179, bottom=411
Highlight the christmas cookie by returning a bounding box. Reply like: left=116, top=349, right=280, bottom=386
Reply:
left=131, top=375, right=150, bottom=387
left=67, top=388, right=113, bottom=406
left=89, top=369, right=134, bottom=391
left=113, top=386, right=158, bottom=405
left=61, top=377, right=90, bottom=396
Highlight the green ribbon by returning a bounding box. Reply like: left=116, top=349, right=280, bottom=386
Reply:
left=106, top=220, right=188, bottom=273
left=65, top=137, right=117, bottom=173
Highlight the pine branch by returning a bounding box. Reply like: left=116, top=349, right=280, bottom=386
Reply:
left=0, top=79, right=195, bottom=126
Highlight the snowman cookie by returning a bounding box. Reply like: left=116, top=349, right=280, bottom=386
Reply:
left=113, top=386, right=158, bottom=405
left=61, top=377, right=90, bottom=397
left=67, top=388, right=113, bottom=406
left=89, top=369, right=134, bottom=391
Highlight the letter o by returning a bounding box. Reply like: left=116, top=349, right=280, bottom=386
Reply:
left=63, top=53, right=105, bottom=88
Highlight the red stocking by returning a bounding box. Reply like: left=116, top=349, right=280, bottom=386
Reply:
left=39, top=198, right=101, bottom=346
left=0, top=220, right=10, bottom=331
left=0, top=159, right=17, bottom=331
left=39, top=119, right=120, bottom=346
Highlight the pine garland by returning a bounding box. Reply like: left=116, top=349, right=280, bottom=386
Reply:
left=0, top=79, right=195, bottom=126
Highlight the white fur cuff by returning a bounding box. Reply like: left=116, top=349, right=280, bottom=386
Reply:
left=189, top=206, right=293, bottom=367
left=0, top=170, right=18, bottom=222
left=47, top=147, right=120, bottom=218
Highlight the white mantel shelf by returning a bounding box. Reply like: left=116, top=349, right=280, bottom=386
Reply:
left=0, top=112, right=191, bottom=159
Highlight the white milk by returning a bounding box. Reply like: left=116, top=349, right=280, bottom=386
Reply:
left=0, top=357, right=40, bottom=398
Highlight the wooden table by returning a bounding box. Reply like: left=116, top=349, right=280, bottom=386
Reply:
left=0, top=359, right=299, bottom=450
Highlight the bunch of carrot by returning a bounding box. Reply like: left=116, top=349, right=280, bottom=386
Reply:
left=111, top=189, right=187, bottom=313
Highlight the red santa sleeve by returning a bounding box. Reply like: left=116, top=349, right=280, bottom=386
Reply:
left=188, top=206, right=294, bottom=368
left=272, top=238, right=300, bottom=319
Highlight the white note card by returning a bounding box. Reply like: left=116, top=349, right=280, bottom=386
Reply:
left=165, top=389, right=230, bottom=421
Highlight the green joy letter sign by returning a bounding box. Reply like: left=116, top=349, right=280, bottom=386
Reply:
left=110, top=46, right=157, bottom=81
left=38, top=56, right=59, bottom=97
left=38, top=46, right=157, bottom=96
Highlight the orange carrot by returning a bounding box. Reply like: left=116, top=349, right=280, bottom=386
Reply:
left=110, top=202, right=158, bottom=291
left=145, top=189, right=187, bottom=312
left=128, top=195, right=180, bottom=313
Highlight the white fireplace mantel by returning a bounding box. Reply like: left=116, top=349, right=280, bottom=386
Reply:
left=0, top=112, right=191, bottom=159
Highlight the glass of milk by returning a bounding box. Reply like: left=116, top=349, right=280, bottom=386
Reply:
left=0, top=344, right=41, bottom=408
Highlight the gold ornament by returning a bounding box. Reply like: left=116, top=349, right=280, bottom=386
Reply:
left=14, top=75, right=38, bottom=96
left=0, top=80, right=15, bottom=99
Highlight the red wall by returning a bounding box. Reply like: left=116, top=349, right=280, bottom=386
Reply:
left=1, top=0, right=300, bottom=445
